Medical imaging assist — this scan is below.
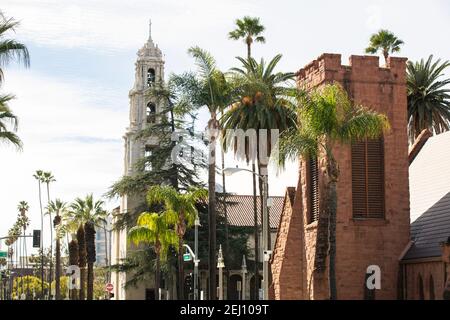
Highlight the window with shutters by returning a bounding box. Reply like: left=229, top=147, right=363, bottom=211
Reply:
left=308, top=157, right=319, bottom=223
left=351, top=138, right=385, bottom=219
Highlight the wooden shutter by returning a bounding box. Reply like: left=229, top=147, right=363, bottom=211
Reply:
left=351, top=138, right=385, bottom=218
left=309, top=157, right=319, bottom=223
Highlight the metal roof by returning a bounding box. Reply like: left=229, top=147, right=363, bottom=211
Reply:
left=217, top=195, right=285, bottom=229
left=403, top=191, right=450, bottom=261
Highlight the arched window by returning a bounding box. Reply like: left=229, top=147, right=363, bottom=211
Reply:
left=147, top=102, right=156, bottom=123
left=418, top=274, right=424, bottom=300
left=429, top=275, right=435, bottom=300
left=227, top=274, right=243, bottom=300
left=147, top=68, right=155, bottom=87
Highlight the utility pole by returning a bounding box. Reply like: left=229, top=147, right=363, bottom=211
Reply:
left=194, top=215, right=200, bottom=300
left=262, top=174, right=270, bottom=300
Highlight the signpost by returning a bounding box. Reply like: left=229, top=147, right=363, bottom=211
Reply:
left=0, top=251, right=7, bottom=258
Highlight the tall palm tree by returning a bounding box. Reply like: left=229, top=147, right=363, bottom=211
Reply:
left=365, top=29, right=404, bottom=64
left=185, top=47, right=231, bottom=299
left=222, top=54, right=296, bottom=264
left=42, top=171, right=55, bottom=299
left=47, top=199, right=67, bottom=300
left=0, top=94, right=22, bottom=148
left=69, top=194, right=106, bottom=300
left=407, top=55, right=450, bottom=143
left=0, top=12, right=30, bottom=86
left=145, top=186, right=207, bottom=299
left=278, top=83, right=390, bottom=299
left=229, top=16, right=265, bottom=59
left=33, top=170, right=45, bottom=298
left=228, top=17, right=266, bottom=288
left=128, top=212, right=178, bottom=300
left=17, top=201, right=30, bottom=297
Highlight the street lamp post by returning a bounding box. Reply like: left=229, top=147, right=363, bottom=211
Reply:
left=194, top=215, right=200, bottom=300
left=217, top=245, right=225, bottom=300
left=241, top=255, right=247, bottom=300
left=223, top=167, right=271, bottom=300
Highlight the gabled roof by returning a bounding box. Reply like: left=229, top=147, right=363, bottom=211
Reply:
left=403, top=192, right=450, bottom=261
left=217, top=195, right=284, bottom=229
left=409, top=131, right=450, bottom=222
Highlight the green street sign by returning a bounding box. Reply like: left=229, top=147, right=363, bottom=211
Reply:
left=0, top=251, right=7, bottom=258
left=183, top=253, right=192, bottom=262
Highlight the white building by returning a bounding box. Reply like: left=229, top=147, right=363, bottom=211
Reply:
left=110, top=21, right=165, bottom=300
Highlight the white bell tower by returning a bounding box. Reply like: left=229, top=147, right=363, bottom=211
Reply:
left=112, top=21, right=165, bottom=300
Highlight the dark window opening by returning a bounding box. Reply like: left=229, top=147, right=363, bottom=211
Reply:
left=147, top=102, right=156, bottom=123
left=352, top=138, right=385, bottom=219
left=308, top=157, right=319, bottom=223
left=429, top=275, right=435, bottom=300
left=147, top=68, right=156, bottom=87
left=418, top=274, right=424, bottom=300
left=145, top=288, right=155, bottom=300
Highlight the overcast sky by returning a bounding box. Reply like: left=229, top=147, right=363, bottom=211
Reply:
left=1, top=0, right=449, bottom=252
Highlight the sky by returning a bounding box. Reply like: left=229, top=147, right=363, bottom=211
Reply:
left=1, top=0, right=450, bottom=253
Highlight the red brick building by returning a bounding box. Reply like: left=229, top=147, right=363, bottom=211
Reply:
left=271, top=53, right=411, bottom=299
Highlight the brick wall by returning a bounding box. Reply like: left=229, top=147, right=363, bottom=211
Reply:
left=271, top=53, right=410, bottom=300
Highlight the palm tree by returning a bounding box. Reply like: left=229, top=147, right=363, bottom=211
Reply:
left=229, top=16, right=265, bottom=59
left=69, top=194, right=106, bottom=300
left=365, top=29, right=404, bottom=64
left=42, top=171, right=55, bottom=299
left=47, top=199, right=67, bottom=300
left=228, top=17, right=266, bottom=287
left=278, top=83, right=390, bottom=299
left=0, top=12, right=30, bottom=86
left=407, top=55, right=450, bottom=142
left=145, top=186, right=207, bottom=299
left=17, top=201, right=30, bottom=297
left=33, top=170, right=45, bottom=298
left=185, top=47, right=231, bottom=299
left=128, top=212, right=178, bottom=300
left=0, top=94, right=22, bottom=148
left=222, top=54, right=296, bottom=269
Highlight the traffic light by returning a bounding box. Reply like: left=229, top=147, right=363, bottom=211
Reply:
left=33, top=230, right=41, bottom=248
left=185, top=273, right=193, bottom=293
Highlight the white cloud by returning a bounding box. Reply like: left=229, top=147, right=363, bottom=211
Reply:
left=0, top=70, right=126, bottom=249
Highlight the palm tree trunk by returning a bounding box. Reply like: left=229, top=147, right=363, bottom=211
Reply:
left=178, top=237, right=184, bottom=300
left=37, top=181, right=44, bottom=299
left=155, top=254, right=161, bottom=301
left=252, top=163, right=259, bottom=297
left=87, top=262, right=94, bottom=300
left=55, top=231, right=61, bottom=300
left=208, top=115, right=217, bottom=300
left=326, top=156, right=339, bottom=300
left=46, top=183, right=53, bottom=300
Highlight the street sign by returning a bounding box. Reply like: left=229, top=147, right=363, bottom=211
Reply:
left=183, top=253, right=192, bottom=262
left=106, top=283, right=114, bottom=292
left=0, top=251, right=7, bottom=258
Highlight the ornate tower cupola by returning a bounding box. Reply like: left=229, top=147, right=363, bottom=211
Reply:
left=125, top=20, right=165, bottom=175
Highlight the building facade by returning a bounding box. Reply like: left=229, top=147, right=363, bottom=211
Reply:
left=111, top=22, right=165, bottom=300
left=271, top=53, right=411, bottom=299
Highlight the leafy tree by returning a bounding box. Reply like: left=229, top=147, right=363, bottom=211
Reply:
left=365, top=29, right=403, bottom=64
left=12, top=276, right=48, bottom=300
left=128, top=212, right=178, bottom=299
left=278, top=83, right=390, bottom=299
left=407, top=55, right=450, bottom=142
